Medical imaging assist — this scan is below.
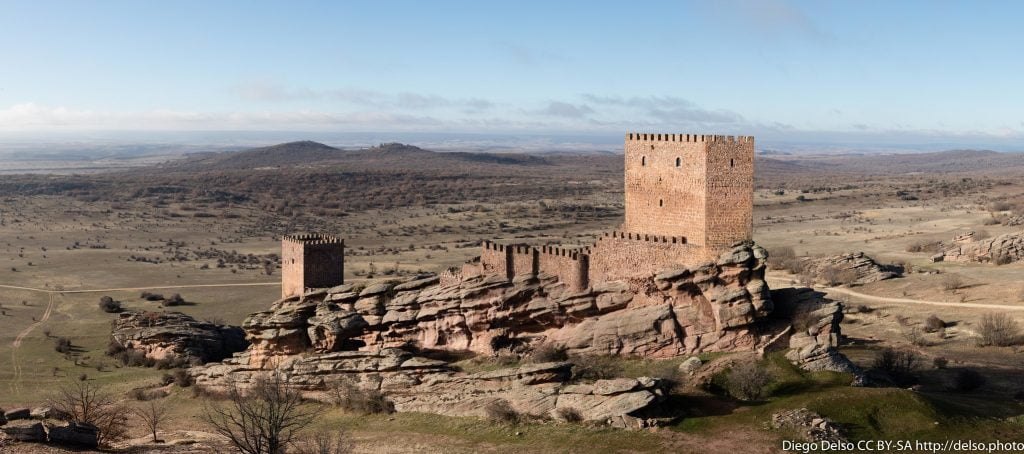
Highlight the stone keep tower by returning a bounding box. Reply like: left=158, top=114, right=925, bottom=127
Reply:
left=281, top=234, right=345, bottom=298
left=622, top=133, right=754, bottom=250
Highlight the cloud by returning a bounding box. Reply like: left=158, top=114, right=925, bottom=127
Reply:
left=709, top=0, right=836, bottom=44
left=230, top=83, right=493, bottom=113
left=581, top=94, right=744, bottom=124
left=538, top=101, right=594, bottom=118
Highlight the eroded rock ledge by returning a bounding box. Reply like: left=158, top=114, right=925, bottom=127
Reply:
left=242, top=242, right=774, bottom=368
left=110, top=311, right=248, bottom=363
left=189, top=242, right=854, bottom=427
left=935, top=230, right=1024, bottom=264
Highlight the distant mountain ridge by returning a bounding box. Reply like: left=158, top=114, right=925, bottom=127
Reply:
left=164, top=140, right=551, bottom=171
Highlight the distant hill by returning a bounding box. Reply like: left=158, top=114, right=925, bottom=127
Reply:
left=164, top=141, right=550, bottom=172
left=777, top=149, right=1024, bottom=175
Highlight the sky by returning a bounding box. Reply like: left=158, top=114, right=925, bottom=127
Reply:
left=1, top=0, right=1024, bottom=149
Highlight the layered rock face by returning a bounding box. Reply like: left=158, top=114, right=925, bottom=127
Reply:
left=935, top=231, right=1024, bottom=263
left=191, top=348, right=668, bottom=428
left=770, top=288, right=861, bottom=381
left=111, top=311, right=248, bottom=363
left=802, top=252, right=898, bottom=286
left=241, top=242, right=774, bottom=367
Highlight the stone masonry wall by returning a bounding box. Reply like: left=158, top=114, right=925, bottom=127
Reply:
left=704, top=138, right=754, bottom=249
left=537, top=246, right=589, bottom=292
left=281, top=239, right=305, bottom=298
left=623, top=133, right=708, bottom=244
left=510, top=245, right=538, bottom=277
left=589, top=232, right=711, bottom=283
left=480, top=241, right=512, bottom=279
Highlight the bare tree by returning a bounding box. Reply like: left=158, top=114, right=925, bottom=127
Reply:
left=135, top=400, right=170, bottom=442
left=47, top=380, right=129, bottom=447
left=202, top=376, right=315, bottom=454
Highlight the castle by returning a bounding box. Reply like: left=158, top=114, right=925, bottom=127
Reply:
left=281, top=133, right=753, bottom=298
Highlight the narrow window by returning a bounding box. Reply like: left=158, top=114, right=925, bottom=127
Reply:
left=659, top=199, right=663, bottom=207
left=641, top=156, right=646, bottom=166
left=730, top=158, right=735, bottom=167
left=675, top=157, right=681, bottom=167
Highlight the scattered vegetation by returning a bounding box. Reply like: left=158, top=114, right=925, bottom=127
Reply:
left=976, top=312, right=1021, bottom=347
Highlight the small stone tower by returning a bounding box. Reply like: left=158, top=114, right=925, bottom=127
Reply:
left=622, top=133, right=754, bottom=250
left=281, top=234, right=345, bottom=298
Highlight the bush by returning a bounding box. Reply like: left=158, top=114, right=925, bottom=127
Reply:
left=140, top=292, right=164, bottom=301
left=98, top=296, right=122, bottom=313
left=872, top=348, right=918, bottom=386
left=924, top=315, right=946, bottom=333
left=161, top=293, right=185, bottom=307
left=569, top=355, right=623, bottom=381
left=941, top=275, right=965, bottom=292
left=292, top=432, right=354, bottom=454
left=328, top=381, right=393, bottom=414
left=933, top=357, right=949, bottom=369
left=947, top=368, right=985, bottom=392
left=906, top=240, right=942, bottom=253
left=977, top=313, right=1021, bottom=347
left=528, top=344, right=568, bottom=363
left=554, top=407, right=582, bottom=423
left=903, top=326, right=928, bottom=347
left=54, top=337, right=72, bottom=354
left=172, top=369, right=193, bottom=387
left=483, top=399, right=520, bottom=423
left=726, top=360, right=773, bottom=401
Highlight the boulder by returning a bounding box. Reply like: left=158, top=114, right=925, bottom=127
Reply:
left=938, top=231, right=1024, bottom=264
left=801, top=252, right=899, bottom=286
left=679, top=356, right=703, bottom=374
left=3, top=408, right=29, bottom=421
left=45, top=421, right=99, bottom=448
left=1, top=420, right=45, bottom=442
left=772, top=408, right=845, bottom=444
left=111, top=311, right=248, bottom=363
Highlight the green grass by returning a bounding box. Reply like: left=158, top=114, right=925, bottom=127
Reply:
left=670, top=352, right=1024, bottom=444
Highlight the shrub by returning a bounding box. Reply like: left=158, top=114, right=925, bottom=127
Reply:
left=554, top=407, right=583, bottom=423
left=292, top=432, right=354, bottom=454
left=528, top=344, right=568, bottom=363
left=161, top=293, right=185, bottom=307
left=98, top=296, right=122, bottom=313
left=328, top=381, right=393, bottom=414
left=483, top=399, right=520, bottom=423
left=947, top=368, right=985, bottom=392
left=172, top=369, right=193, bottom=387
left=48, top=381, right=129, bottom=447
left=726, top=360, right=773, bottom=401
left=140, top=292, right=164, bottom=301
left=933, top=357, right=949, bottom=369
left=903, top=326, right=928, bottom=347
left=941, top=275, right=965, bottom=292
left=872, top=348, right=918, bottom=386
left=569, top=355, right=623, bottom=381
left=906, top=240, right=942, bottom=253
left=977, top=313, right=1021, bottom=347
left=924, top=315, right=946, bottom=333
left=54, top=337, right=72, bottom=354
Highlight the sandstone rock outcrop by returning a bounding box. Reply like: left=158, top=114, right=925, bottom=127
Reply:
left=935, top=231, right=1024, bottom=263
left=771, top=408, right=845, bottom=444
left=802, top=252, right=899, bottom=286
left=771, top=288, right=864, bottom=383
left=111, top=311, right=248, bottom=363
left=191, top=348, right=668, bottom=428
left=242, top=242, right=773, bottom=368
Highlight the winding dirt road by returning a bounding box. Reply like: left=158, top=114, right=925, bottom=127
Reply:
left=766, top=276, right=1024, bottom=311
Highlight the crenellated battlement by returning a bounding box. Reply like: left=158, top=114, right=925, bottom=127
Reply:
left=625, top=133, right=754, bottom=144
left=282, top=233, right=345, bottom=246
left=601, top=230, right=688, bottom=245
left=538, top=244, right=586, bottom=261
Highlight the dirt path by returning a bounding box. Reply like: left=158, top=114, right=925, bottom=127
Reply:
left=766, top=276, right=1024, bottom=311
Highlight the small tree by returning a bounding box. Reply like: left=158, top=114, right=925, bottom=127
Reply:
left=202, top=376, right=315, bottom=454
left=47, top=381, right=129, bottom=447
left=98, top=296, right=122, bottom=313
left=135, top=400, right=170, bottom=442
